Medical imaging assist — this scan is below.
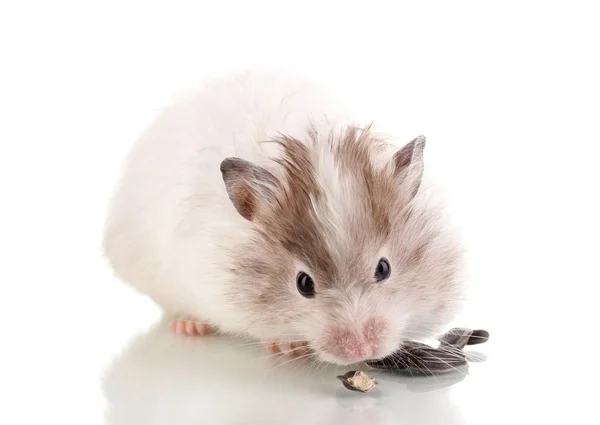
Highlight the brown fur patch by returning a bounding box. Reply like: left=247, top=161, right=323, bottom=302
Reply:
left=253, top=125, right=404, bottom=288
left=334, top=125, right=396, bottom=240
left=266, top=133, right=336, bottom=278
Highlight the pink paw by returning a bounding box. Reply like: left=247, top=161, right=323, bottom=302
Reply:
left=265, top=341, right=311, bottom=357
left=169, top=319, right=215, bottom=336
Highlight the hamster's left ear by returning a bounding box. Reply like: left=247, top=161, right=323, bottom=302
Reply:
left=220, top=157, right=280, bottom=222
left=392, top=135, right=426, bottom=200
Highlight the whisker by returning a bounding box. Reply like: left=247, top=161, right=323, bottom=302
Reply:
left=269, top=352, right=315, bottom=370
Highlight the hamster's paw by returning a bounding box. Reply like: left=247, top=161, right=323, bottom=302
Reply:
left=265, top=341, right=311, bottom=357
left=169, top=318, right=216, bottom=336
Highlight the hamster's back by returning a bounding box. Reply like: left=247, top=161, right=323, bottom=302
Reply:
left=103, top=71, right=349, bottom=316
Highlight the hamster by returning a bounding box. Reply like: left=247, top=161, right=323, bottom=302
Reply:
left=102, top=70, right=465, bottom=365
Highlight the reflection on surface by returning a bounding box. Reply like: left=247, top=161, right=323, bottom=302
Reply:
left=102, top=318, right=469, bottom=425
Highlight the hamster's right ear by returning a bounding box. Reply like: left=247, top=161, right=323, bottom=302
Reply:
left=220, top=157, right=280, bottom=221
left=392, top=135, right=426, bottom=200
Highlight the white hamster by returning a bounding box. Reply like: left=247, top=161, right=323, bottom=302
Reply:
left=103, top=70, right=465, bottom=365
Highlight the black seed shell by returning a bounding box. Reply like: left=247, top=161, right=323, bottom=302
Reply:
left=438, top=327, right=473, bottom=349
left=365, top=328, right=489, bottom=375
left=467, top=329, right=490, bottom=345
left=367, top=342, right=467, bottom=374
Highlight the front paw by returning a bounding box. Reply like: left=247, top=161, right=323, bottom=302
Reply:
left=265, top=341, right=311, bottom=357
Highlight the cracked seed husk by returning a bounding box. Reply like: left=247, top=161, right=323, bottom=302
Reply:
left=336, top=370, right=379, bottom=392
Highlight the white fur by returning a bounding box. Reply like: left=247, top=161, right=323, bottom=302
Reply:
left=103, top=71, right=356, bottom=332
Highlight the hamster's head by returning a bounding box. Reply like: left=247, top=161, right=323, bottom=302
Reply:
left=220, top=125, right=465, bottom=365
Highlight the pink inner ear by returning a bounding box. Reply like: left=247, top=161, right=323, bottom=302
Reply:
left=230, top=182, right=257, bottom=221
left=220, top=158, right=259, bottom=221
left=221, top=157, right=280, bottom=222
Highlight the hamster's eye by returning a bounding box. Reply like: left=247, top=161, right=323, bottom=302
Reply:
left=375, top=258, right=391, bottom=282
left=296, top=272, right=315, bottom=298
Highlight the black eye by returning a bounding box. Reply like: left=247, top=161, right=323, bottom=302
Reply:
left=375, top=258, right=391, bottom=282
left=296, top=272, right=315, bottom=298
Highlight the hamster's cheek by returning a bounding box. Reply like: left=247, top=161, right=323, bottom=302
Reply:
left=374, top=334, right=404, bottom=359
left=403, top=308, right=450, bottom=341
left=293, top=319, right=321, bottom=345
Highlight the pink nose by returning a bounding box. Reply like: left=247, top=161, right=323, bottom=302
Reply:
left=325, top=317, right=389, bottom=362
left=338, top=340, right=373, bottom=361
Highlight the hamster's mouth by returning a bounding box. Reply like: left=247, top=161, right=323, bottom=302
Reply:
left=315, top=347, right=398, bottom=367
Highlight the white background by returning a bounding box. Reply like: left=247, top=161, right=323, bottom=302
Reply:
left=1, top=1, right=599, bottom=424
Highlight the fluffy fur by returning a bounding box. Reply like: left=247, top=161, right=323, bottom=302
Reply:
left=103, top=70, right=465, bottom=365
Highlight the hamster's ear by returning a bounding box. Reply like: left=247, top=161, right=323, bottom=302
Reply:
left=220, top=157, right=280, bottom=221
left=392, top=135, right=426, bottom=200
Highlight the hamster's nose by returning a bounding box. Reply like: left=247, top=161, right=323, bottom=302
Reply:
left=325, top=317, right=389, bottom=363
left=339, top=341, right=374, bottom=362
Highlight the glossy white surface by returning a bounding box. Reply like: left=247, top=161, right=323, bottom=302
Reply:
left=1, top=1, right=599, bottom=424
left=103, top=319, right=484, bottom=425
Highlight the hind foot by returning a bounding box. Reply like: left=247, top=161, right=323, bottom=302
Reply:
left=169, top=318, right=216, bottom=336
